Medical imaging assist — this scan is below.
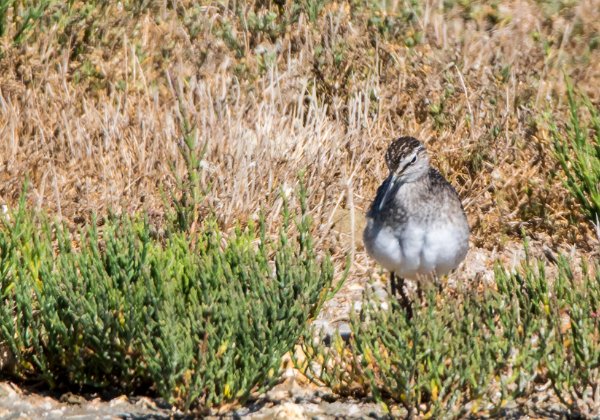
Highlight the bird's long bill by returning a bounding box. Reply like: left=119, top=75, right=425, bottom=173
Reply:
left=377, top=173, right=398, bottom=211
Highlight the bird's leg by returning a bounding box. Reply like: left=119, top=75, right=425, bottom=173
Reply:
left=433, top=273, right=443, bottom=294
left=390, top=272, right=413, bottom=318
left=398, top=277, right=413, bottom=319
left=390, top=271, right=398, bottom=297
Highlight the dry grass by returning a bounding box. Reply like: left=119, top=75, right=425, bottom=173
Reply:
left=0, top=0, right=598, bottom=276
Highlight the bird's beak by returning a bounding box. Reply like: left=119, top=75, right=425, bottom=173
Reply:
left=378, top=173, right=398, bottom=211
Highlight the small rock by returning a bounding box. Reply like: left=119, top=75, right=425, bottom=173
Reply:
left=40, top=399, right=54, bottom=410
left=108, top=395, right=130, bottom=406
left=348, top=283, right=364, bottom=291
left=373, top=287, right=388, bottom=301
left=274, top=402, right=304, bottom=419
left=48, top=408, right=65, bottom=417
left=347, top=404, right=361, bottom=416
left=309, top=361, right=322, bottom=378
left=134, top=396, right=157, bottom=410
left=265, top=386, right=291, bottom=402
left=59, top=392, right=85, bottom=405
left=282, top=366, right=296, bottom=379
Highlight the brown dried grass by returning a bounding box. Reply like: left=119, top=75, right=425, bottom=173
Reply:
left=0, top=0, right=598, bottom=270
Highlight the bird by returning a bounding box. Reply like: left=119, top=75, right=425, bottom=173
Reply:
left=363, top=136, right=470, bottom=315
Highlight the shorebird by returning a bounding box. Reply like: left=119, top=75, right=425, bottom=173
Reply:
left=363, top=136, right=470, bottom=314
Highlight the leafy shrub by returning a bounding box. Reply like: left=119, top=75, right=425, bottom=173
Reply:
left=0, top=0, right=52, bottom=44
left=298, top=248, right=600, bottom=417
left=552, top=83, right=600, bottom=224
left=543, top=257, right=600, bottom=416
left=0, top=194, right=336, bottom=410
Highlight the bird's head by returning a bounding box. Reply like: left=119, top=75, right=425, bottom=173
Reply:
left=378, top=137, right=430, bottom=210
left=385, top=136, right=430, bottom=182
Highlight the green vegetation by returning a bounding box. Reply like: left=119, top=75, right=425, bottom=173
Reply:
left=0, top=190, right=336, bottom=410
left=168, top=111, right=207, bottom=235
left=552, top=84, right=600, bottom=225
left=298, top=249, right=600, bottom=417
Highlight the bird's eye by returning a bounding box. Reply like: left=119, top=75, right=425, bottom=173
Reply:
left=409, top=155, right=417, bottom=165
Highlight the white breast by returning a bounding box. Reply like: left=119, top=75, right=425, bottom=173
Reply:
left=364, top=219, right=468, bottom=280
left=419, top=223, right=468, bottom=276
left=363, top=221, right=404, bottom=272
